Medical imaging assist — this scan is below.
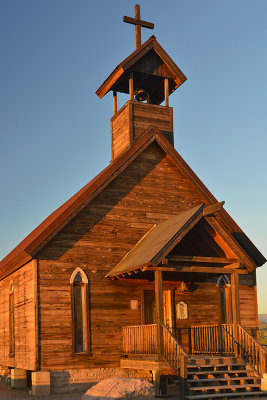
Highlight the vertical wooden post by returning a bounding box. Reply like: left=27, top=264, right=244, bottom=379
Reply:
left=129, top=73, right=134, bottom=101
left=231, top=272, right=240, bottom=357
left=135, top=4, right=141, bottom=49
left=155, top=270, right=164, bottom=361
left=113, top=91, right=117, bottom=115
left=180, top=355, right=188, bottom=400
left=33, top=259, right=39, bottom=370
left=154, top=271, right=168, bottom=395
left=164, top=78, right=169, bottom=107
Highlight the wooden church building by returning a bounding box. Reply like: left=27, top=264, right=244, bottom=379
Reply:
left=0, top=5, right=266, bottom=398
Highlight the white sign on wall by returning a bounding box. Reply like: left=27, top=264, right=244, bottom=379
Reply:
left=176, top=301, right=188, bottom=319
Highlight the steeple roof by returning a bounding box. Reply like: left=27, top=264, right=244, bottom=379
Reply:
left=96, top=36, right=187, bottom=105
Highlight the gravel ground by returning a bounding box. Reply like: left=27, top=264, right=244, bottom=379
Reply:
left=2, top=382, right=266, bottom=400
left=0, top=382, right=85, bottom=400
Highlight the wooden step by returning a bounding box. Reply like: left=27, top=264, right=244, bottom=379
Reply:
left=187, top=369, right=251, bottom=376
left=185, top=390, right=266, bottom=399
left=189, top=383, right=260, bottom=391
left=188, top=377, right=259, bottom=384
left=189, top=356, right=242, bottom=366
left=188, top=363, right=245, bottom=369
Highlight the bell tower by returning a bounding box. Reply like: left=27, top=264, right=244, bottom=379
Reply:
left=96, top=4, right=187, bottom=161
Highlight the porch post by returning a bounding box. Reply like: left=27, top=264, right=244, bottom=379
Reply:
left=231, top=272, right=241, bottom=357
left=155, top=270, right=164, bottom=361
left=154, top=270, right=167, bottom=396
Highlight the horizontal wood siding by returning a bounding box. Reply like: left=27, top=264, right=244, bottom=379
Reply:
left=38, top=269, right=141, bottom=370
left=111, top=104, right=130, bottom=159
left=37, top=142, right=208, bottom=370
left=174, top=281, right=219, bottom=352
left=111, top=102, right=173, bottom=159
left=0, top=260, right=36, bottom=370
left=239, top=272, right=258, bottom=337
left=132, top=102, right=173, bottom=141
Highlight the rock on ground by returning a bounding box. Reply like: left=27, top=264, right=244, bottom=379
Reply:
left=82, top=377, right=154, bottom=400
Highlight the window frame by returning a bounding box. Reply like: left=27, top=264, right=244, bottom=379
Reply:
left=9, top=281, right=15, bottom=357
left=70, top=268, right=89, bottom=355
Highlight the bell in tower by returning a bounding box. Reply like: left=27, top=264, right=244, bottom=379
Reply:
left=96, top=4, right=187, bottom=161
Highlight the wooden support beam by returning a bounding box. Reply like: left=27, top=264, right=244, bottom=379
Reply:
left=203, top=201, right=225, bottom=216
left=113, top=91, right=117, bottom=115
left=231, top=272, right=241, bottom=324
left=129, top=73, right=134, bottom=101
left=123, top=4, right=154, bottom=49
left=164, top=78, right=169, bottom=107
left=166, top=256, right=238, bottom=265
left=155, top=270, right=164, bottom=361
left=207, top=217, right=255, bottom=272
left=144, top=266, right=248, bottom=274
left=33, top=259, right=39, bottom=370
left=231, top=272, right=241, bottom=357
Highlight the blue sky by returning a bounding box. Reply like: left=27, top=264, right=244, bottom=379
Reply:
left=0, top=0, right=266, bottom=311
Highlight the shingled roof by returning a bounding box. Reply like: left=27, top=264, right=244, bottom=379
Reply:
left=0, top=126, right=265, bottom=280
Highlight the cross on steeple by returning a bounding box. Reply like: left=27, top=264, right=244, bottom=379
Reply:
left=123, top=4, right=154, bottom=49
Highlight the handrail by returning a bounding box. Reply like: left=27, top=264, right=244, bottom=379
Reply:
left=163, top=323, right=189, bottom=360
left=162, top=324, right=188, bottom=399
left=191, top=324, right=234, bottom=354
left=237, top=324, right=267, bottom=376
left=122, top=324, right=157, bottom=355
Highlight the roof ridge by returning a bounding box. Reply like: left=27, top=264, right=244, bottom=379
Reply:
left=0, top=126, right=265, bottom=279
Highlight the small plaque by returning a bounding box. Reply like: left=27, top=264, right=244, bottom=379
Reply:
left=176, top=301, right=188, bottom=319
left=130, top=300, right=138, bottom=310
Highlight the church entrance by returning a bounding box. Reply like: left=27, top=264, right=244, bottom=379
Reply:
left=143, top=290, right=173, bottom=328
left=217, top=275, right=233, bottom=324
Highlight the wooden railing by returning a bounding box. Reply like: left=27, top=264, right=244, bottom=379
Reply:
left=163, top=324, right=188, bottom=399
left=163, top=324, right=189, bottom=372
left=122, top=323, right=267, bottom=380
left=191, top=324, right=234, bottom=354
left=122, top=324, right=157, bottom=355
left=236, top=324, right=267, bottom=376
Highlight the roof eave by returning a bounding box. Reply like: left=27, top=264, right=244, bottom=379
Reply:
left=95, top=36, right=187, bottom=99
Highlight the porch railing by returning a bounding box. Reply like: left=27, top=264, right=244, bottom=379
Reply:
left=163, top=323, right=188, bottom=372
left=122, top=323, right=267, bottom=379
left=163, top=324, right=188, bottom=398
left=122, top=324, right=157, bottom=355
left=236, top=324, right=267, bottom=376
left=191, top=324, right=234, bottom=354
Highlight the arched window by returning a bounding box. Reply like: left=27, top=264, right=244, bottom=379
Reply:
left=217, top=275, right=232, bottom=324
left=70, top=268, right=89, bottom=354
left=9, top=281, right=15, bottom=357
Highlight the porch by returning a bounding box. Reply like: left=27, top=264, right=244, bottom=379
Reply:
left=106, top=203, right=267, bottom=397
left=121, top=322, right=267, bottom=399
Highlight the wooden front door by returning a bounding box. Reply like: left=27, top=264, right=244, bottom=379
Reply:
left=218, top=276, right=233, bottom=324
left=144, top=290, right=173, bottom=327
left=219, top=284, right=232, bottom=324
left=144, top=290, right=156, bottom=324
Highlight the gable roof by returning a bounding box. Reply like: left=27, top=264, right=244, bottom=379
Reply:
left=106, top=204, right=205, bottom=277
left=96, top=36, right=187, bottom=104
left=106, top=203, right=251, bottom=278
left=0, top=126, right=265, bottom=280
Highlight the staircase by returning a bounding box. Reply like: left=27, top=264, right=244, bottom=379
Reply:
left=185, top=356, right=266, bottom=399
left=122, top=323, right=267, bottom=399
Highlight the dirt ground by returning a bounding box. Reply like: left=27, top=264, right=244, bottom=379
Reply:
left=0, top=382, right=176, bottom=400
left=0, top=382, right=86, bottom=400
left=1, top=382, right=266, bottom=400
